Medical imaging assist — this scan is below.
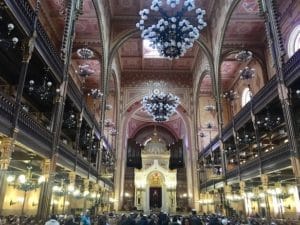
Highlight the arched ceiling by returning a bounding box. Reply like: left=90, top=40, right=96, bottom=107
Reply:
left=38, top=0, right=268, bottom=136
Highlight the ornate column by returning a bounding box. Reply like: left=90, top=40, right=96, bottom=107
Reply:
left=83, top=178, right=89, bottom=209
left=38, top=0, right=82, bottom=220
left=224, top=184, right=232, bottom=216
left=0, top=138, right=13, bottom=213
left=261, top=174, right=271, bottom=222
left=239, top=181, right=246, bottom=217
left=36, top=159, right=51, bottom=217
left=260, top=0, right=300, bottom=195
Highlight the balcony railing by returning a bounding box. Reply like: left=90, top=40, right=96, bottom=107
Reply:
left=6, top=0, right=63, bottom=81
left=284, top=49, right=300, bottom=86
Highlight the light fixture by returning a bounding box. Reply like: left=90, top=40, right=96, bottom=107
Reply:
left=77, top=47, right=94, bottom=59
left=28, top=69, right=58, bottom=101
left=223, top=90, right=239, bottom=102
left=109, top=127, right=118, bottom=136
left=7, top=165, right=45, bottom=192
left=142, top=89, right=180, bottom=122
left=256, top=111, right=281, bottom=131
left=136, top=0, right=207, bottom=59
left=235, top=50, right=253, bottom=62
left=0, top=7, right=19, bottom=49
left=62, top=110, right=77, bottom=129
left=105, top=104, right=113, bottom=111
left=78, top=64, right=95, bottom=77
left=204, top=104, right=215, bottom=112
left=88, top=89, right=103, bottom=99
left=240, top=66, right=255, bottom=80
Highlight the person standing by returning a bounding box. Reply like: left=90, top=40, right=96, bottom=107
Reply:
left=190, top=210, right=202, bottom=225
left=45, top=215, right=60, bottom=225
left=80, top=211, right=91, bottom=225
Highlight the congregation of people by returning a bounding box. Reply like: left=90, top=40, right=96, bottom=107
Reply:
left=0, top=210, right=298, bottom=225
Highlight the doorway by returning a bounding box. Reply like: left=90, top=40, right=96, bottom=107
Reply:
left=149, top=187, right=162, bottom=209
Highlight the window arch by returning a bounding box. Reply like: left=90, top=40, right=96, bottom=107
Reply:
left=241, top=87, right=251, bottom=107
left=288, top=25, right=300, bottom=57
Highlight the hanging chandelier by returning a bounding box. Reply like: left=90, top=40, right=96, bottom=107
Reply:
left=235, top=50, right=253, bottom=62
left=136, top=0, right=207, bottom=59
left=27, top=69, right=58, bottom=101
left=142, top=89, right=180, bottom=122
left=239, top=66, right=255, bottom=80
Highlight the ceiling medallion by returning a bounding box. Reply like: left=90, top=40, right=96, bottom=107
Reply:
left=136, top=0, right=207, bottom=59
left=142, top=89, right=180, bottom=122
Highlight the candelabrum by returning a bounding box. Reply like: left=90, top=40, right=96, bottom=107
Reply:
left=136, top=0, right=207, bottom=59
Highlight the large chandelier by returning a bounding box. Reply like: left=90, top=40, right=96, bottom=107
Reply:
left=142, top=89, right=180, bottom=122
left=136, top=0, right=207, bottom=59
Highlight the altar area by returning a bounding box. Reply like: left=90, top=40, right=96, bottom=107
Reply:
left=134, top=132, right=177, bottom=214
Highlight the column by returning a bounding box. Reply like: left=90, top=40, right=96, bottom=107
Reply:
left=83, top=178, right=89, bottom=210
left=224, top=184, right=232, bottom=216
left=36, top=157, right=56, bottom=219
left=92, top=183, right=100, bottom=214
left=0, top=138, right=13, bottom=213
left=39, top=0, right=81, bottom=220
left=36, top=159, right=51, bottom=217
left=239, top=181, right=246, bottom=217
left=261, top=174, right=271, bottom=221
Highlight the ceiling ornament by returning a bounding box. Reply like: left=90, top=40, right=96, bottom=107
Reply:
left=136, top=0, right=207, bottom=59
left=142, top=89, right=180, bottom=122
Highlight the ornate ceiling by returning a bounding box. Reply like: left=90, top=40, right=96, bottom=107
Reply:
left=38, top=0, right=267, bottom=140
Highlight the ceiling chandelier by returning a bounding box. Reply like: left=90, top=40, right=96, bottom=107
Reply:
left=78, top=64, right=95, bottom=77
left=136, top=0, right=207, bottom=59
left=142, top=89, right=180, bottom=122
left=28, top=69, right=58, bottom=101
left=77, top=47, right=94, bottom=59
left=239, top=66, right=255, bottom=80
left=88, top=88, right=103, bottom=99
left=235, top=50, right=253, bottom=62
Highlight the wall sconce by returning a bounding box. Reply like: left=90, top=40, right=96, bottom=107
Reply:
left=32, top=201, right=38, bottom=207
left=9, top=200, right=17, bottom=206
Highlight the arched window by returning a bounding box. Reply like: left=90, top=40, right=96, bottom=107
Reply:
left=288, top=25, right=300, bottom=57
left=241, top=87, right=251, bottom=107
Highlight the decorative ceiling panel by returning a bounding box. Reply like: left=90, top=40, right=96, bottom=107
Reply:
left=143, top=59, right=171, bottom=70
left=120, top=39, right=142, bottom=57
left=121, top=58, right=142, bottom=70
